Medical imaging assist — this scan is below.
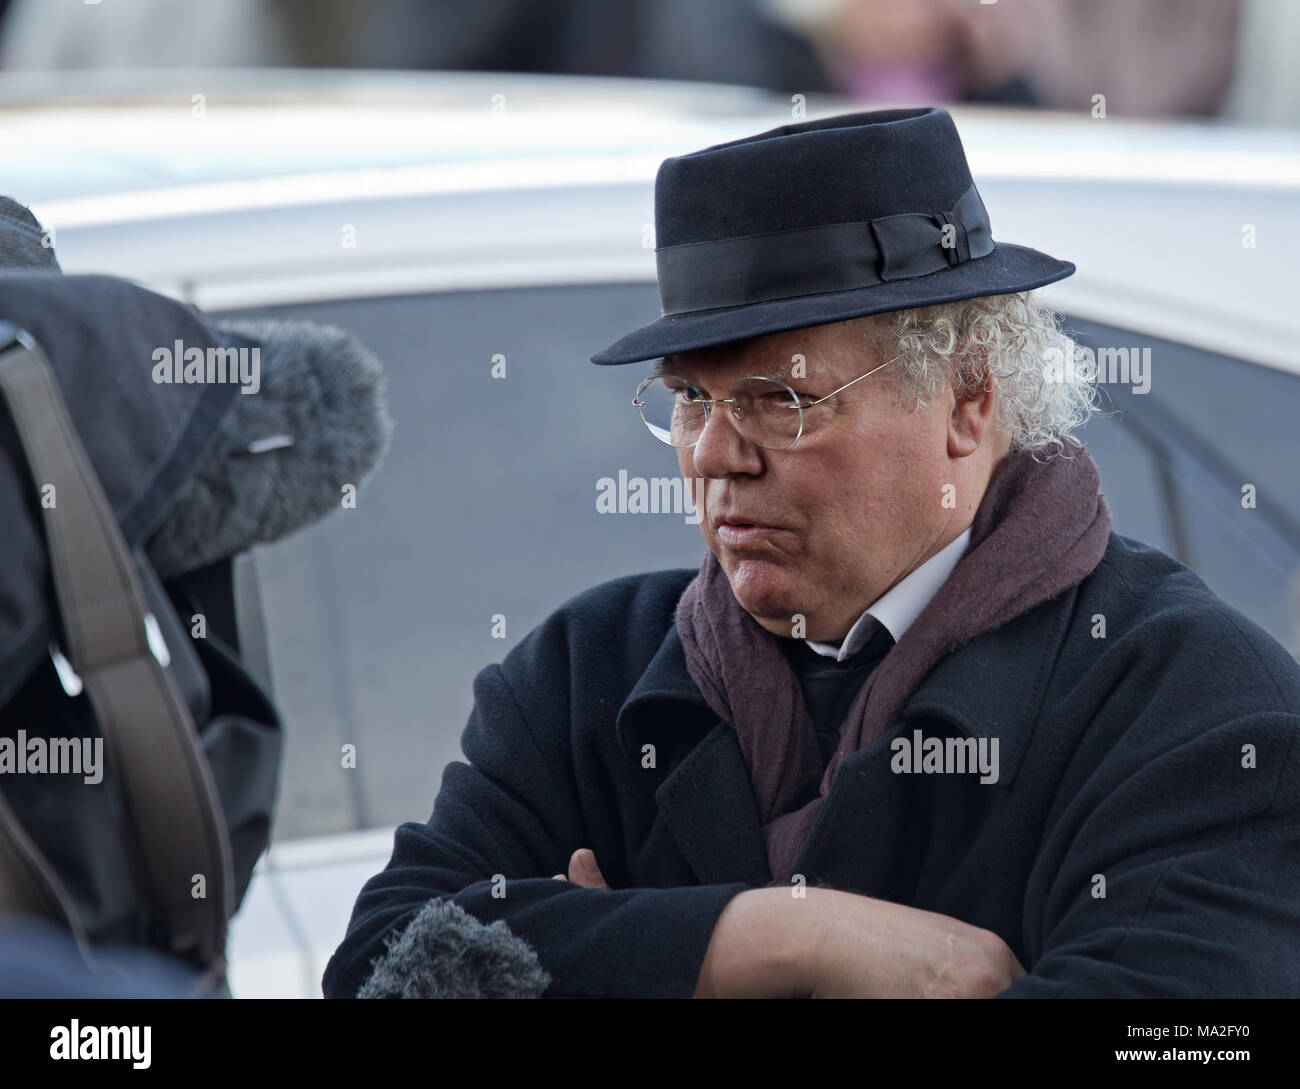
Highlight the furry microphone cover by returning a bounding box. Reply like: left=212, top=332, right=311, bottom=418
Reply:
left=356, top=899, right=551, bottom=999
left=146, top=318, right=395, bottom=579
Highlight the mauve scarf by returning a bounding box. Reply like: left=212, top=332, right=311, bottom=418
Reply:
left=675, top=441, right=1113, bottom=882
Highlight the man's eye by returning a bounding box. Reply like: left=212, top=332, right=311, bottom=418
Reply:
left=767, top=390, right=807, bottom=406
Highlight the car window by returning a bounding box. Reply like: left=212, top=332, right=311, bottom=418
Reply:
left=1068, top=315, right=1300, bottom=651
left=216, top=285, right=1300, bottom=840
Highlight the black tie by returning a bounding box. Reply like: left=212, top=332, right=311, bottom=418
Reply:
left=782, top=618, right=896, bottom=770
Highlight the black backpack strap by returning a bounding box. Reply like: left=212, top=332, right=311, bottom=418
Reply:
left=0, top=326, right=233, bottom=973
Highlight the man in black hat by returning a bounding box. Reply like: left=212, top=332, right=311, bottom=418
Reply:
left=327, top=107, right=1300, bottom=999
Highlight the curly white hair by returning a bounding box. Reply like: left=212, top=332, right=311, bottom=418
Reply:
left=854, top=292, right=1102, bottom=461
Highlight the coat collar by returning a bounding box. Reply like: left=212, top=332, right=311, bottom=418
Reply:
left=615, top=623, right=710, bottom=756
left=619, top=584, right=1075, bottom=779
left=615, top=625, right=771, bottom=885
left=613, top=583, right=1077, bottom=884
left=894, top=583, right=1076, bottom=788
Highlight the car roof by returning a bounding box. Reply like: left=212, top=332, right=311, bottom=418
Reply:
left=5, top=69, right=1299, bottom=372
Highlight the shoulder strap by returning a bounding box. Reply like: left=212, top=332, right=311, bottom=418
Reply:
left=0, top=327, right=233, bottom=972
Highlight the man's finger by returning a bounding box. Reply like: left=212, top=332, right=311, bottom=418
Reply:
left=566, top=848, right=611, bottom=890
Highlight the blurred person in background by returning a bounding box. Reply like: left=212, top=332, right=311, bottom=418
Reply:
left=765, top=0, right=1241, bottom=116
left=350, top=0, right=832, bottom=94
left=765, top=0, right=1039, bottom=106
left=1017, top=0, right=1240, bottom=117
left=0, top=0, right=831, bottom=93
left=0, top=0, right=366, bottom=70
left=0, top=0, right=290, bottom=68
left=4, top=0, right=1289, bottom=127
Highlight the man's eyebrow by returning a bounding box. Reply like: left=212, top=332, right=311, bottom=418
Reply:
left=652, top=358, right=790, bottom=384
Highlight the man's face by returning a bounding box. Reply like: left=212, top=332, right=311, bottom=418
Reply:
left=667, top=318, right=995, bottom=642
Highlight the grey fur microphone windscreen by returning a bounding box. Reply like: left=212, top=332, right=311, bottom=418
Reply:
left=145, top=318, right=394, bottom=580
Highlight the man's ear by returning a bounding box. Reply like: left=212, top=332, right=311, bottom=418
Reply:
left=946, top=351, right=998, bottom=459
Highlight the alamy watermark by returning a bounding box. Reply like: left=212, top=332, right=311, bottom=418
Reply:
left=50, top=1020, right=150, bottom=1069
left=0, top=730, right=103, bottom=784
left=596, top=470, right=706, bottom=524
left=891, top=729, right=1000, bottom=784
left=1044, top=343, right=1151, bottom=394
left=152, top=339, right=260, bottom=395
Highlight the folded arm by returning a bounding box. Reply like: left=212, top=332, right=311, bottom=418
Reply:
left=998, top=709, right=1300, bottom=997
left=322, top=648, right=751, bottom=999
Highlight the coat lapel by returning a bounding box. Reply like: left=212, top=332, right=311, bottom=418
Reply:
left=616, top=625, right=772, bottom=886
left=792, top=584, right=1078, bottom=897
left=617, top=583, right=1077, bottom=895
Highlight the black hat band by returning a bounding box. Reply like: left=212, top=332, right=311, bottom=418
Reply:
left=655, top=183, right=995, bottom=316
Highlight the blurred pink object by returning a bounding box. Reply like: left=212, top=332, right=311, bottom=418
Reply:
left=846, top=61, right=959, bottom=104
left=1019, top=0, right=1240, bottom=117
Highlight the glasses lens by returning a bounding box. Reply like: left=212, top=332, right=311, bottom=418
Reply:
left=732, top=377, right=803, bottom=449
left=635, top=375, right=805, bottom=449
left=636, top=376, right=706, bottom=447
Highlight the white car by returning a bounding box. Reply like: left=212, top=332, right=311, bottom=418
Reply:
left=5, top=69, right=1299, bottom=997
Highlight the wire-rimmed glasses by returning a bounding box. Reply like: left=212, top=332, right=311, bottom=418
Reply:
left=632, top=354, right=899, bottom=450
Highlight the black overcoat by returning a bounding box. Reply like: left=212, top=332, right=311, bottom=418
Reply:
left=324, top=532, right=1300, bottom=998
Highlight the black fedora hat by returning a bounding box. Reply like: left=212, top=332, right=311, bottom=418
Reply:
left=591, top=106, right=1073, bottom=366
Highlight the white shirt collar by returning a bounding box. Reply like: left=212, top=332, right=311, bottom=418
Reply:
left=804, top=527, right=973, bottom=662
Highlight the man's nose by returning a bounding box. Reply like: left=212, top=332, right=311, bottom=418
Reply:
left=690, top=399, right=764, bottom=477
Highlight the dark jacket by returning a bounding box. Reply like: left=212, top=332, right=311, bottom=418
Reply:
left=1, top=274, right=281, bottom=958
left=323, top=532, right=1300, bottom=998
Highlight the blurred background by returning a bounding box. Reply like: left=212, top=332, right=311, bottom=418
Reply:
left=1, top=0, right=1297, bottom=997
left=3, top=0, right=1299, bottom=126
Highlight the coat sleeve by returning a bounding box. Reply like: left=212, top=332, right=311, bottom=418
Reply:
left=998, top=602, right=1300, bottom=998
left=322, top=604, right=750, bottom=999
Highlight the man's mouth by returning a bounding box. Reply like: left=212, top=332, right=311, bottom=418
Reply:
left=716, top=517, right=783, bottom=547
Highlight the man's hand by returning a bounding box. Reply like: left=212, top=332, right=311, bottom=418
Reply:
left=801, top=887, right=1026, bottom=998
left=695, top=885, right=1025, bottom=998
left=551, top=848, right=611, bottom=889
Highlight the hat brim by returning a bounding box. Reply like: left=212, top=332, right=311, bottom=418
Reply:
left=590, top=243, right=1074, bottom=366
